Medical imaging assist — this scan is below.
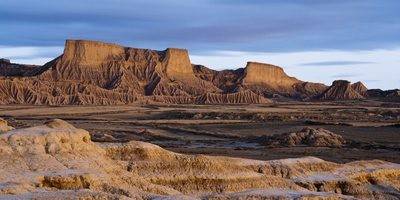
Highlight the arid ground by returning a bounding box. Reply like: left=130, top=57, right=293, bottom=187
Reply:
left=2, top=100, right=399, bottom=164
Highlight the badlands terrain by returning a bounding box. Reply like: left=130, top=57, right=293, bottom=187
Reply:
left=0, top=40, right=399, bottom=199
left=1, top=104, right=400, bottom=199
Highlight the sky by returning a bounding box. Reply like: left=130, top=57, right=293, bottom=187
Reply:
left=0, top=0, right=399, bottom=89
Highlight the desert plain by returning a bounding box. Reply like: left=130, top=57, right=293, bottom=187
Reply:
left=1, top=100, right=399, bottom=164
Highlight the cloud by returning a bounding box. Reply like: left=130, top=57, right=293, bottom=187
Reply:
left=301, top=61, right=375, bottom=66
left=364, top=80, right=380, bottom=83
left=0, top=0, right=399, bottom=89
left=0, top=46, right=62, bottom=60
left=0, top=0, right=399, bottom=52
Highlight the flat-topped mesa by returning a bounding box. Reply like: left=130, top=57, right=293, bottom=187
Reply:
left=242, top=62, right=300, bottom=88
left=62, top=39, right=125, bottom=65
left=61, top=40, right=196, bottom=80
left=163, top=48, right=195, bottom=80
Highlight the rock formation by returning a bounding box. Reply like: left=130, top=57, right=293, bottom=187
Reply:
left=193, top=65, right=244, bottom=93
left=0, top=39, right=396, bottom=105
left=351, top=81, right=368, bottom=96
left=1, top=40, right=271, bottom=105
left=0, top=58, right=37, bottom=77
left=193, top=62, right=328, bottom=99
left=293, top=82, right=328, bottom=99
left=367, top=89, right=400, bottom=102
left=241, top=62, right=300, bottom=94
left=260, top=127, right=346, bottom=148
left=0, top=119, right=399, bottom=199
left=0, top=118, right=14, bottom=133
left=317, top=80, right=365, bottom=100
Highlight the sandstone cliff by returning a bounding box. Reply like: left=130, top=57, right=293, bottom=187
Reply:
left=0, top=40, right=227, bottom=105
left=242, top=62, right=300, bottom=88
left=239, top=62, right=301, bottom=97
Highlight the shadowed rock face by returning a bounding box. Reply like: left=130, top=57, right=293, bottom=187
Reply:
left=293, top=82, right=328, bottom=99
left=0, top=59, right=37, bottom=77
left=193, top=65, right=245, bottom=93
left=1, top=118, right=399, bottom=199
left=367, top=89, right=400, bottom=102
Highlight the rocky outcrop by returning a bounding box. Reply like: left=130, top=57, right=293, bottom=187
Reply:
left=367, top=89, right=400, bottom=102
left=239, top=62, right=302, bottom=97
left=0, top=118, right=14, bottom=133
left=0, top=58, right=10, bottom=63
left=351, top=81, right=368, bottom=96
left=260, top=127, right=346, bottom=148
left=242, top=62, right=300, bottom=88
left=317, top=80, right=365, bottom=100
left=194, top=62, right=326, bottom=100
left=0, top=58, right=37, bottom=77
left=0, top=119, right=399, bottom=199
left=193, top=64, right=244, bottom=93
left=293, top=82, right=328, bottom=99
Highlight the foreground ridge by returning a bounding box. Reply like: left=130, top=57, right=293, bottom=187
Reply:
left=0, top=39, right=398, bottom=105
left=0, top=118, right=400, bottom=199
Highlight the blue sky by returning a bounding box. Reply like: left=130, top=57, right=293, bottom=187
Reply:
left=0, top=0, right=399, bottom=89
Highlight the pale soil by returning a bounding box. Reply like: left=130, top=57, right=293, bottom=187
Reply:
left=1, top=119, right=399, bottom=199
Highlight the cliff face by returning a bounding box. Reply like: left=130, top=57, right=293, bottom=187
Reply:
left=242, top=62, right=300, bottom=87
left=32, top=40, right=219, bottom=96
left=163, top=48, right=194, bottom=79
left=0, top=40, right=270, bottom=105
left=238, top=62, right=321, bottom=98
